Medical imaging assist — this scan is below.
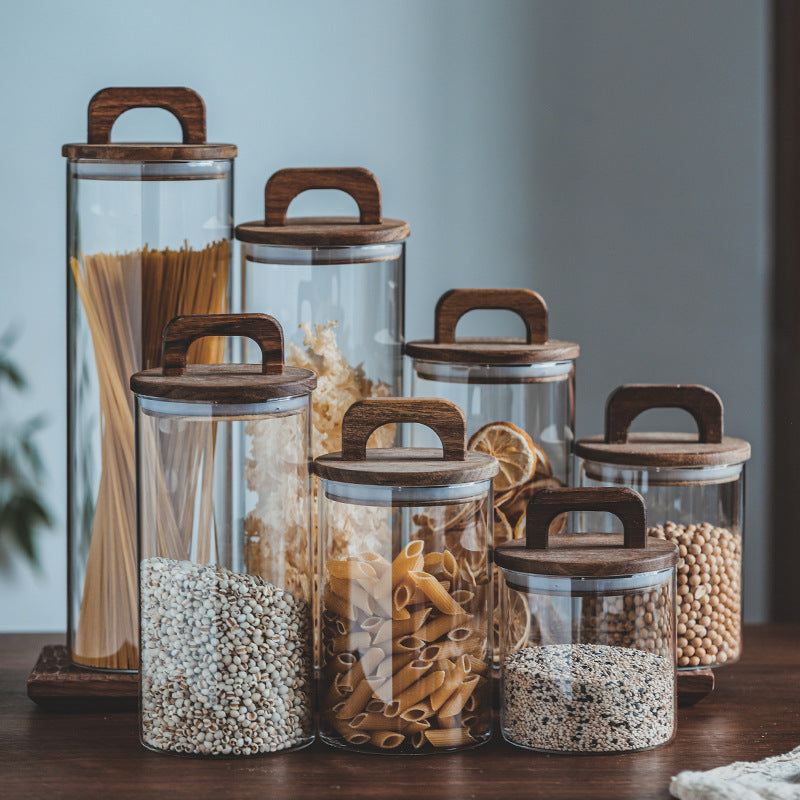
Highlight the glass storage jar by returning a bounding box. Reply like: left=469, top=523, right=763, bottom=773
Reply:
left=313, top=398, right=498, bottom=753
left=130, top=314, right=316, bottom=756
left=237, top=167, right=408, bottom=458
left=64, top=87, right=236, bottom=671
left=574, top=384, right=751, bottom=669
left=495, top=487, right=678, bottom=754
left=406, top=288, right=579, bottom=663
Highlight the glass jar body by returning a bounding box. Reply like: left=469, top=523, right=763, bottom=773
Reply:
left=135, top=394, right=314, bottom=756
left=241, top=243, right=405, bottom=457
left=317, top=479, right=493, bottom=753
left=67, top=159, right=234, bottom=671
left=577, top=459, right=744, bottom=668
left=411, top=359, right=575, bottom=665
left=498, top=568, right=677, bottom=753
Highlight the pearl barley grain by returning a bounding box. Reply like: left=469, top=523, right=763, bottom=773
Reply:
left=140, top=557, right=313, bottom=756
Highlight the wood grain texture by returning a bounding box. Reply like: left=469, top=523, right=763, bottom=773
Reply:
left=62, top=86, right=237, bottom=161
left=676, top=668, right=715, bottom=708
left=405, top=337, right=580, bottom=366
left=341, top=398, right=466, bottom=461
left=434, top=289, right=548, bottom=345
left=3, top=627, right=797, bottom=799
left=161, top=314, right=283, bottom=377
left=265, top=167, right=381, bottom=226
left=771, top=0, right=800, bottom=622
left=605, top=384, right=724, bottom=445
left=87, top=87, right=206, bottom=145
left=27, top=645, right=136, bottom=711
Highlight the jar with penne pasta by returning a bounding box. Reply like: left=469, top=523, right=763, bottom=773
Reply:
left=64, top=87, right=236, bottom=672
left=313, top=398, right=498, bottom=753
left=406, top=289, right=579, bottom=666
left=131, top=314, right=317, bottom=756
left=495, top=487, right=679, bottom=754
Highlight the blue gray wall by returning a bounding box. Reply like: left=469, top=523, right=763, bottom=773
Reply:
left=0, top=0, right=769, bottom=628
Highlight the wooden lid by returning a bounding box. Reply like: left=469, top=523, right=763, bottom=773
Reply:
left=494, top=487, right=679, bottom=577
left=235, top=167, right=409, bottom=247
left=313, top=398, right=498, bottom=487
left=405, top=289, right=580, bottom=365
left=573, top=384, right=752, bottom=468
left=130, top=314, right=316, bottom=403
left=62, top=87, right=237, bottom=161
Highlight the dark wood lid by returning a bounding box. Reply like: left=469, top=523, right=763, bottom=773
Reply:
left=62, top=87, right=236, bottom=161
left=494, top=487, right=679, bottom=577
left=312, top=398, right=498, bottom=487
left=130, top=314, right=316, bottom=403
left=235, top=167, right=409, bottom=246
left=574, top=384, right=751, bottom=467
left=405, top=289, right=580, bottom=365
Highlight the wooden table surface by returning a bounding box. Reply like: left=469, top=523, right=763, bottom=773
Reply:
left=2, top=626, right=799, bottom=800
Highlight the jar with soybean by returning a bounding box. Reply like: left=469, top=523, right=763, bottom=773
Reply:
left=574, top=385, right=750, bottom=669
left=495, top=487, right=679, bottom=754
left=131, top=314, right=316, bottom=756
left=313, top=398, right=498, bottom=753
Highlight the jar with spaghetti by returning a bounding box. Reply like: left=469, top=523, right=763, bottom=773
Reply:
left=64, top=87, right=236, bottom=671
left=495, top=487, right=678, bottom=754
left=313, top=398, right=497, bottom=753
left=406, top=289, right=579, bottom=664
left=131, top=314, right=316, bottom=756
left=574, top=385, right=750, bottom=669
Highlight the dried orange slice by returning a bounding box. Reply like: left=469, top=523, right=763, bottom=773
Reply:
left=533, top=443, right=553, bottom=478
left=468, top=421, right=537, bottom=492
left=493, top=507, right=514, bottom=545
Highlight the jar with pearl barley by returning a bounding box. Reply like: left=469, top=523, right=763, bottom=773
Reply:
left=131, top=314, right=316, bottom=756
left=574, top=384, right=750, bottom=670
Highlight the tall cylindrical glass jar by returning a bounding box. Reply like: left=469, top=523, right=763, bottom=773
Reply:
left=131, top=314, right=317, bottom=756
left=64, top=87, right=236, bottom=671
left=495, top=488, right=679, bottom=754
left=313, top=398, right=498, bottom=753
left=574, top=385, right=750, bottom=669
left=407, top=289, right=579, bottom=662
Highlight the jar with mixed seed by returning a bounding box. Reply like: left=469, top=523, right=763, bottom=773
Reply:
left=575, top=385, right=750, bottom=669
left=495, top=487, right=679, bottom=754
left=313, top=398, right=497, bottom=753
left=406, top=289, right=579, bottom=663
left=131, top=314, right=316, bottom=756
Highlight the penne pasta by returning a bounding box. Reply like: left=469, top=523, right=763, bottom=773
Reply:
left=449, top=589, right=475, bottom=607
left=331, top=631, right=371, bottom=653
left=331, top=716, right=371, bottom=746
left=335, top=677, right=375, bottom=719
left=372, top=608, right=432, bottom=644
left=424, top=728, right=475, bottom=748
left=465, top=654, right=488, bottom=675
left=447, top=626, right=474, bottom=643
left=387, top=659, right=432, bottom=696
left=391, top=541, right=425, bottom=587
left=327, top=652, right=357, bottom=674
left=422, top=552, right=443, bottom=573
left=399, top=700, right=434, bottom=721
left=358, top=615, right=384, bottom=636
left=463, top=694, right=477, bottom=714
left=330, top=576, right=373, bottom=615
left=437, top=674, right=480, bottom=718
left=408, top=571, right=465, bottom=615
left=324, top=587, right=358, bottom=622
left=365, top=698, right=386, bottom=713
left=374, top=651, right=417, bottom=680
left=395, top=669, right=445, bottom=713
left=417, top=613, right=472, bottom=644
left=350, top=713, right=428, bottom=733
left=370, top=731, right=405, bottom=749
left=429, top=656, right=468, bottom=711
left=441, top=550, right=460, bottom=582
left=328, top=560, right=378, bottom=581
left=421, top=635, right=483, bottom=662
left=438, top=714, right=461, bottom=729
left=412, top=731, right=426, bottom=750
left=390, top=635, right=424, bottom=654
left=392, top=581, right=413, bottom=616
left=340, top=647, right=384, bottom=691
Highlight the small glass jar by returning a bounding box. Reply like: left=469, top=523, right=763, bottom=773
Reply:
left=574, top=384, right=751, bottom=669
left=406, top=289, right=579, bottom=664
left=495, top=487, right=679, bottom=754
left=131, top=314, right=316, bottom=756
left=64, top=87, right=236, bottom=671
left=313, top=398, right=498, bottom=753
left=237, top=167, right=408, bottom=458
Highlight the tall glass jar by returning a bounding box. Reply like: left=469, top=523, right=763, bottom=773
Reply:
left=131, top=314, right=317, bottom=756
left=64, top=87, right=236, bottom=671
left=237, top=167, right=408, bottom=459
left=574, top=385, right=751, bottom=669
left=407, top=289, right=579, bottom=663
left=495, top=487, right=679, bottom=754
left=313, top=398, right=498, bottom=753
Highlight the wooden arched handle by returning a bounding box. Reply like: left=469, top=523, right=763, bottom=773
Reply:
left=605, top=384, right=723, bottom=444
left=87, top=87, right=206, bottom=145
left=433, top=288, right=548, bottom=344
left=264, top=167, right=382, bottom=226
left=341, top=398, right=466, bottom=461
left=161, top=314, right=283, bottom=377
left=526, top=487, right=646, bottom=550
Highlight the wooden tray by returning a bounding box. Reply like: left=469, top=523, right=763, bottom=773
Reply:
left=27, top=645, right=137, bottom=711
left=27, top=644, right=714, bottom=712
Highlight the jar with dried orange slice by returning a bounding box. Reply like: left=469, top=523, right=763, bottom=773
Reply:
left=408, top=289, right=579, bottom=667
